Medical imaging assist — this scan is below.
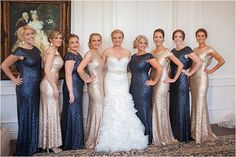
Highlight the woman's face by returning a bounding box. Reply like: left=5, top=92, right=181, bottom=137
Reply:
left=31, top=13, right=38, bottom=20
left=22, top=29, right=35, bottom=45
left=50, top=34, right=63, bottom=47
left=173, top=31, right=184, bottom=46
left=90, top=35, right=102, bottom=50
left=153, top=32, right=164, bottom=46
left=196, top=31, right=206, bottom=44
left=68, top=37, right=80, bottom=52
left=137, top=38, right=147, bottom=52
left=112, top=33, right=123, bottom=47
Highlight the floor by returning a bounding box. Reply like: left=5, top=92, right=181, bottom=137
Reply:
left=9, top=124, right=235, bottom=155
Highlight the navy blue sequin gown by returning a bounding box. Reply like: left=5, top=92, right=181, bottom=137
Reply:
left=13, top=47, right=41, bottom=156
left=129, top=53, right=154, bottom=144
left=170, top=46, right=193, bottom=142
left=61, top=52, right=84, bottom=149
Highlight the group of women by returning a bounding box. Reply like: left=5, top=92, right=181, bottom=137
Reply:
left=1, top=25, right=225, bottom=156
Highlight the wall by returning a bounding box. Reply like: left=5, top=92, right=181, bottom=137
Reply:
left=1, top=1, right=235, bottom=139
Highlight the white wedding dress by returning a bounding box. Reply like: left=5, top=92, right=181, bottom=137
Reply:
left=96, top=56, right=148, bottom=152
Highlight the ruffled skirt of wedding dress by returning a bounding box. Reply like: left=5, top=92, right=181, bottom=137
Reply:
left=96, top=92, right=148, bottom=152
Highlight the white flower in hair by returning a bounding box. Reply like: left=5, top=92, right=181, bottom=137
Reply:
left=30, top=10, right=37, bottom=15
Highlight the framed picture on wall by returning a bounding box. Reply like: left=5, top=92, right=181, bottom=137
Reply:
left=1, top=1, right=71, bottom=79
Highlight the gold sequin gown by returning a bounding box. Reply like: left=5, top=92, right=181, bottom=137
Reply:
left=84, top=50, right=104, bottom=148
left=39, top=52, right=64, bottom=149
left=190, top=46, right=217, bottom=143
left=151, top=50, right=178, bottom=145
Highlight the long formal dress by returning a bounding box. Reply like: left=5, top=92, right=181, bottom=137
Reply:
left=12, top=47, right=41, bottom=156
left=129, top=53, right=154, bottom=144
left=39, top=52, right=63, bottom=149
left=96, top=56, right=148, bottom=152
left=190, top=46, right=217, bottom=143
left=61, top=52, right=84, bottom=149
left=84, top=50, right=104, bottom=148
left=170, top=46, right=193, bottom=142
left=151, top=50, right=178, bottom=145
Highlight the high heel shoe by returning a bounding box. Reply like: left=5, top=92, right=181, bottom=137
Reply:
left=51, top=147, right=62, bottom=154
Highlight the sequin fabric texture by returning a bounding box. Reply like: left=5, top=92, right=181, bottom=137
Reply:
left=129, top=53, right=154, bottom=144
left=61, top=52, right=85, bottom=149
left=12, top=47, right=42, bottom=156
left=169, top=46, right=193, bottom=142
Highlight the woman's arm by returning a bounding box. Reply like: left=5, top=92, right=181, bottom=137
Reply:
left=44, top=49, right=58, bottom=99
left=205, top=51, right=225, bottom=74
left=77, top=53, right=94, bottom=83
left=184, top=52, right=202, bottom=76
left=102, top=49, right=108, bottom=67
left=101, top=49, right=108, bottom=73
left=1, top=55, right=22, bottom=85
left=164, top=54, right=184, bottom=83
left=146, top=58, right=163, bottom=86
left=65, top=60, right=76, bottom=103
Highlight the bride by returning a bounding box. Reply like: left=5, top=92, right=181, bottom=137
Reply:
left=95, top=29, right=148, bottom=152
left=28, top=10, right=49, bottom=55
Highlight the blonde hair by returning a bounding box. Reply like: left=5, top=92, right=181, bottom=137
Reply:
left=88, top=33, right=102, bottom=48
left=133, top=35, right=148, bottom=49
left=12, top=26, right=36, bottom=52
left=111, top=29, right=124, bottom=39
left=47, top=29, right=62, bottom=43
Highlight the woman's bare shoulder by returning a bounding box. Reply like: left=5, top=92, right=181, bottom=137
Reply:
left=122, top=48, right=131, bottom=56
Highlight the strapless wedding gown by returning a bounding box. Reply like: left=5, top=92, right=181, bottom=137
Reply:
left=96, top=56, right=148, bottom=152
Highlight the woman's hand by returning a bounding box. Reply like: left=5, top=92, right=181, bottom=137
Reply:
left=69, top=92, right=75, bottom=104
left=204, top=68, right=212, bottom=74
left=53, top=87, right=59, bottom=99
left=145, top=79, right=156, bottom=86
left=182, top=69, right=191, bottom=76
left=86, top=75, right=96, bottom=83
left=14, top=74, right=23, bottom=86
left=163, top=77, right=175, bottom=84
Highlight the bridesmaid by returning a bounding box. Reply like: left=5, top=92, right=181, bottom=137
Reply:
left=61, top=34, right=85, bottom=149
left=151, top=29, right=183, bottom=145
left=1, top=26, right=41, bottom=156
left=169, top=29, right=202, bottom=142
left=39, top=30, right=63, bottom=153
left=77, top=33, right=104, bottom=148
left=129, top=35, right=162, bottom=144
left=190, top=28, right=225, bottom=143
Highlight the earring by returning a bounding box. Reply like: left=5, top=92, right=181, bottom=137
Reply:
left=50, top=42, right=53, bottom=46
left=21, top=40, right=25, bottom=45
left=67, top=48, right=70, bottom=51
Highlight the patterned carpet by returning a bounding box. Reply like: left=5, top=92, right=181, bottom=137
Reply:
left=34, top=135, right=235, bottom=156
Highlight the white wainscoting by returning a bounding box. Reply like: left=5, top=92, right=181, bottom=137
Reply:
left=0, top=80, right=90, bottom=139
left=1, top=77, right=235, bottom=139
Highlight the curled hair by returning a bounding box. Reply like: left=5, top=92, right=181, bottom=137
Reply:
left=172, top=29, right=185, bottom=40
left=111, top=29, right=124, bottom=39
left=12, top=26, right=36, bottom=52
left=65, top=34, right=79, bottom=45
left=88, top=33, right=102, bottom=48
left=133, top=35, right=148, bottom=49
left=30, top=10, right=38, bottom=15
left=47, top=29, right=62, bottom=43
left=195, top=28, right=208, bottom=38
left=153, top=28, right=165, bottom=39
